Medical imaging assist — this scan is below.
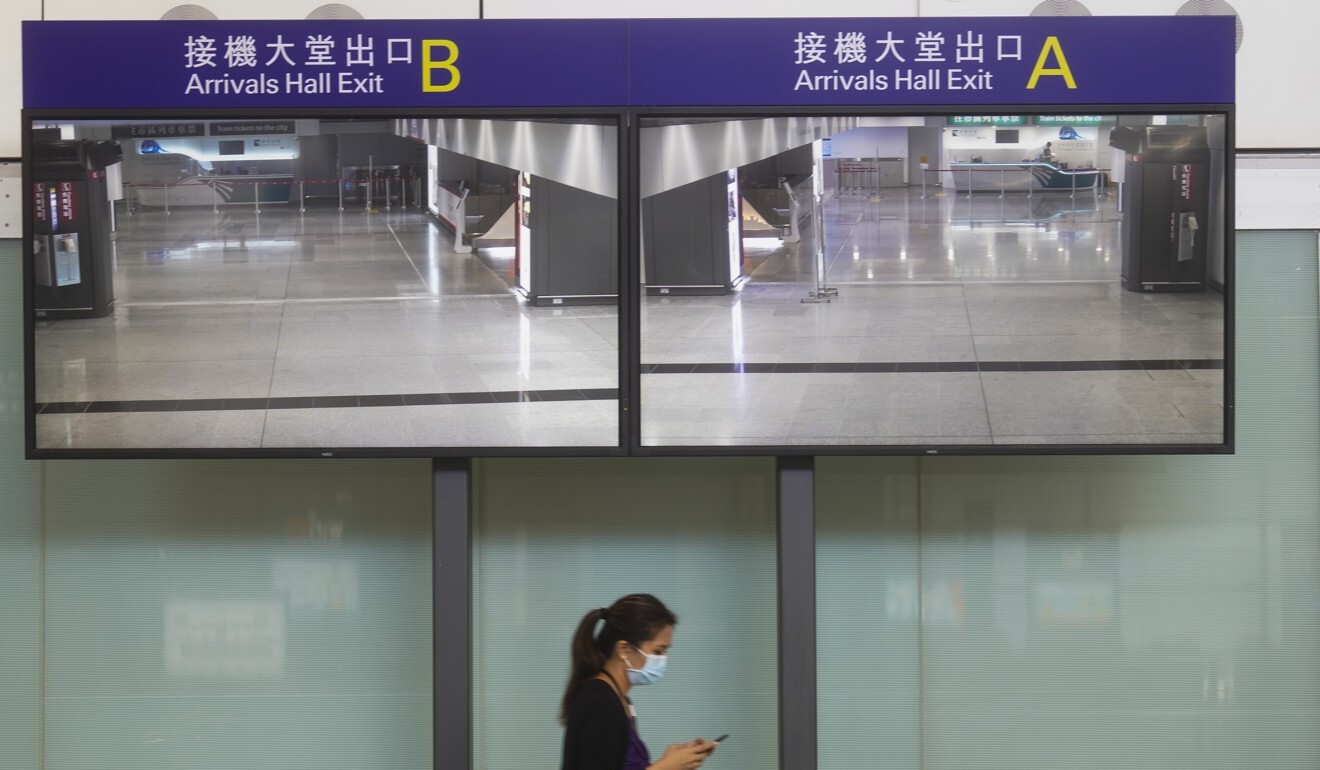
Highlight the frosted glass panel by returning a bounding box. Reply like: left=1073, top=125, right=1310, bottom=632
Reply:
left=0, top=238, right=41, bottom=770
left=816, top=458, right=920, bottom=770
left=818, top=232, right=1320, bottom=769
left=42, top=459, right=433, bottom=770
left=473, top=458, right=779, bottom=770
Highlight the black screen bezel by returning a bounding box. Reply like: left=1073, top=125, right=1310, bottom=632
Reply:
left=23, top=103, right=1234, bottom=459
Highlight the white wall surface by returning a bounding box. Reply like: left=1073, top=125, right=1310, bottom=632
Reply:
left=828, top=127, right=910, bottom=159
left=916, top=0, right=1166, bottom=15
left=42, top=0, right=477, bottom=20
left=482, top=0, right=917, bottom=18
left=641, top=117, right=861, bottom=197
left=425, top=118, right=617, bottom=199
left=1236, top=156, right=1320, bottom=230
left=1, top=0, right=42, bottom=158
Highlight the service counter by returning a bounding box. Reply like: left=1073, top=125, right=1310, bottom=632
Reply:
left=133, top=174, right=294, bottom=207
left=944, top=163, right=1104, bottom=193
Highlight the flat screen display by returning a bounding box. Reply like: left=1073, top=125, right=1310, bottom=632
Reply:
left=26, top=110, right=1231, bottom=456
left=638, top=113, right=1230, bottom=451
left=27, top=115, right=621, bottom=454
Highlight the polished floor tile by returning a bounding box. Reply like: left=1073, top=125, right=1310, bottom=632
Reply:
left=639, top=189, right=1224, bottom=447
left=36, top=410, right=267, bottom=450
left=35, top=205, right=619, bottom=450
left=34, top=188, right=1226, bottom=449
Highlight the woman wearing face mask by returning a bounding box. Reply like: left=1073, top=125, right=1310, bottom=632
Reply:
left=560, top=594, right=716, bottom=770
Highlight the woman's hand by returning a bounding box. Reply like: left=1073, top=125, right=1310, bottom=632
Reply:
left=650, top=739, right=716, bottom=770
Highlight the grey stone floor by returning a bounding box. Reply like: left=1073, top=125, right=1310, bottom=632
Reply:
left=35, top=204, right=618, bottom=449
left=34, top=188, right=1225, bottom=450
left=639, top=188, right=1225, bottom=446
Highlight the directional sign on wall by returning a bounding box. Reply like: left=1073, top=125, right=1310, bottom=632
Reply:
left=23, top=16, right=1234, bottom=109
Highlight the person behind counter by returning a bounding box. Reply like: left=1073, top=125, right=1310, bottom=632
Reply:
left=1039, top=141, right=1055, bottom=164
left=560, top=594, right=717, bottom=770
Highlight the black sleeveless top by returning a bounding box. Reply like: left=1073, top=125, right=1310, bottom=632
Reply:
left=561, top=678, right=630, bottom=770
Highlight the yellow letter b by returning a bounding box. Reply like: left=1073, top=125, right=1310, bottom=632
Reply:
left=423, top=40, right=460, bottom=93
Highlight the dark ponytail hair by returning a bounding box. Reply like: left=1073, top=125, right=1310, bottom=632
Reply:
left=559, top=593, right=677, bottom=724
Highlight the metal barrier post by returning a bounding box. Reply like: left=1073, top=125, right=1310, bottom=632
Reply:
left=254, top=181, right=262, bottom=215
left=338, top=173, right=345, bottom=211
left=164, top=185, right=171, bottom=215
left=874, top=148, right=881, bottom=200
left=999, top=168, right=1007, bottom=199
left=966, top=168, right=974, bottom=199
left=781, top=180, right=800, bottom=243
left=401, top=176, right=408, bottom=210
left=385, top=177, right=392, bottom=211
left=1027, top=167, right=1034, bottom=200
left=366, top=156, right=373, bottom=212
left=212, top=182, right=219, bottom=215
left=299, top=181, right=306, bottom=213
left=1070, top=171, right=1077, bottom=200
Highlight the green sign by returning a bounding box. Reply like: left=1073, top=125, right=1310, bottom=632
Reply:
left=947, top=116, right=1025, bottom=127
left=1035, top=115, right=1105, bottom=126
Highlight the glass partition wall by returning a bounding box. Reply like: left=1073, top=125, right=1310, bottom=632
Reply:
left=4, top=231, right=1314, bottom=770
left=471, top=458, right=781, bottom=770
left=815, top=231, right=1318, bottom=770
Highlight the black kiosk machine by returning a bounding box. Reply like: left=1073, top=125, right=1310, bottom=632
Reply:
left=31, top=139, right=121, bottom=318
left=1108, top=125, right=1210, bottom=292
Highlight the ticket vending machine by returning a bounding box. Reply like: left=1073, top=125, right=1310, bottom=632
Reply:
left=1108, top=125, right=1211, bottom=292
left=32, top=140, right=121, bottom=319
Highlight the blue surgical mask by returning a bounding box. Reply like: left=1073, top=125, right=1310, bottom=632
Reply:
left=624, top=647, right=667, bottom=686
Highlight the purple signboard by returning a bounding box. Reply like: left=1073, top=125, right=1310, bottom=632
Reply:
left=627, top=16, right=1234, bottom=106
left=22, top=16, right=1233, bottom=110
left=22, top=19, right=631, bottom=109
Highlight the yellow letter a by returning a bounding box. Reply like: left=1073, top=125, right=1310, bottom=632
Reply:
left=1026, top=36, right=1077, bottom=89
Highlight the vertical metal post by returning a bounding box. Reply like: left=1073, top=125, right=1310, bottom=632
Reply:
left=434, top=458, right=472, bottom=770
left=385, top=177, right=393, bottom=211
left=1027, top=167, right=1035, bottom=200
left=367, top=156, right=374, bottom=211
left=299, top=181, right=306, bottom=213
left=1070, top=171, right=1077, bottom=200
left=212, top=182, right=219, bottom=215
left=920, top=168, right=928, bottom=200
left=999, top=168, right=1007, bottom=199
left=402, top=175, right=408, bottom=210
left=782, top=180, right=800, bottom=244
left=778, top=456, right=816, bottom=770
left=164, top=185, right=171, bottom=215
left=966, top=168, right=974, bottom=199
left=254, top=181, right=261, bottom=215
left=338, top=169, right=345, bottom=212
left=874, top=146, right=881, bottom=200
